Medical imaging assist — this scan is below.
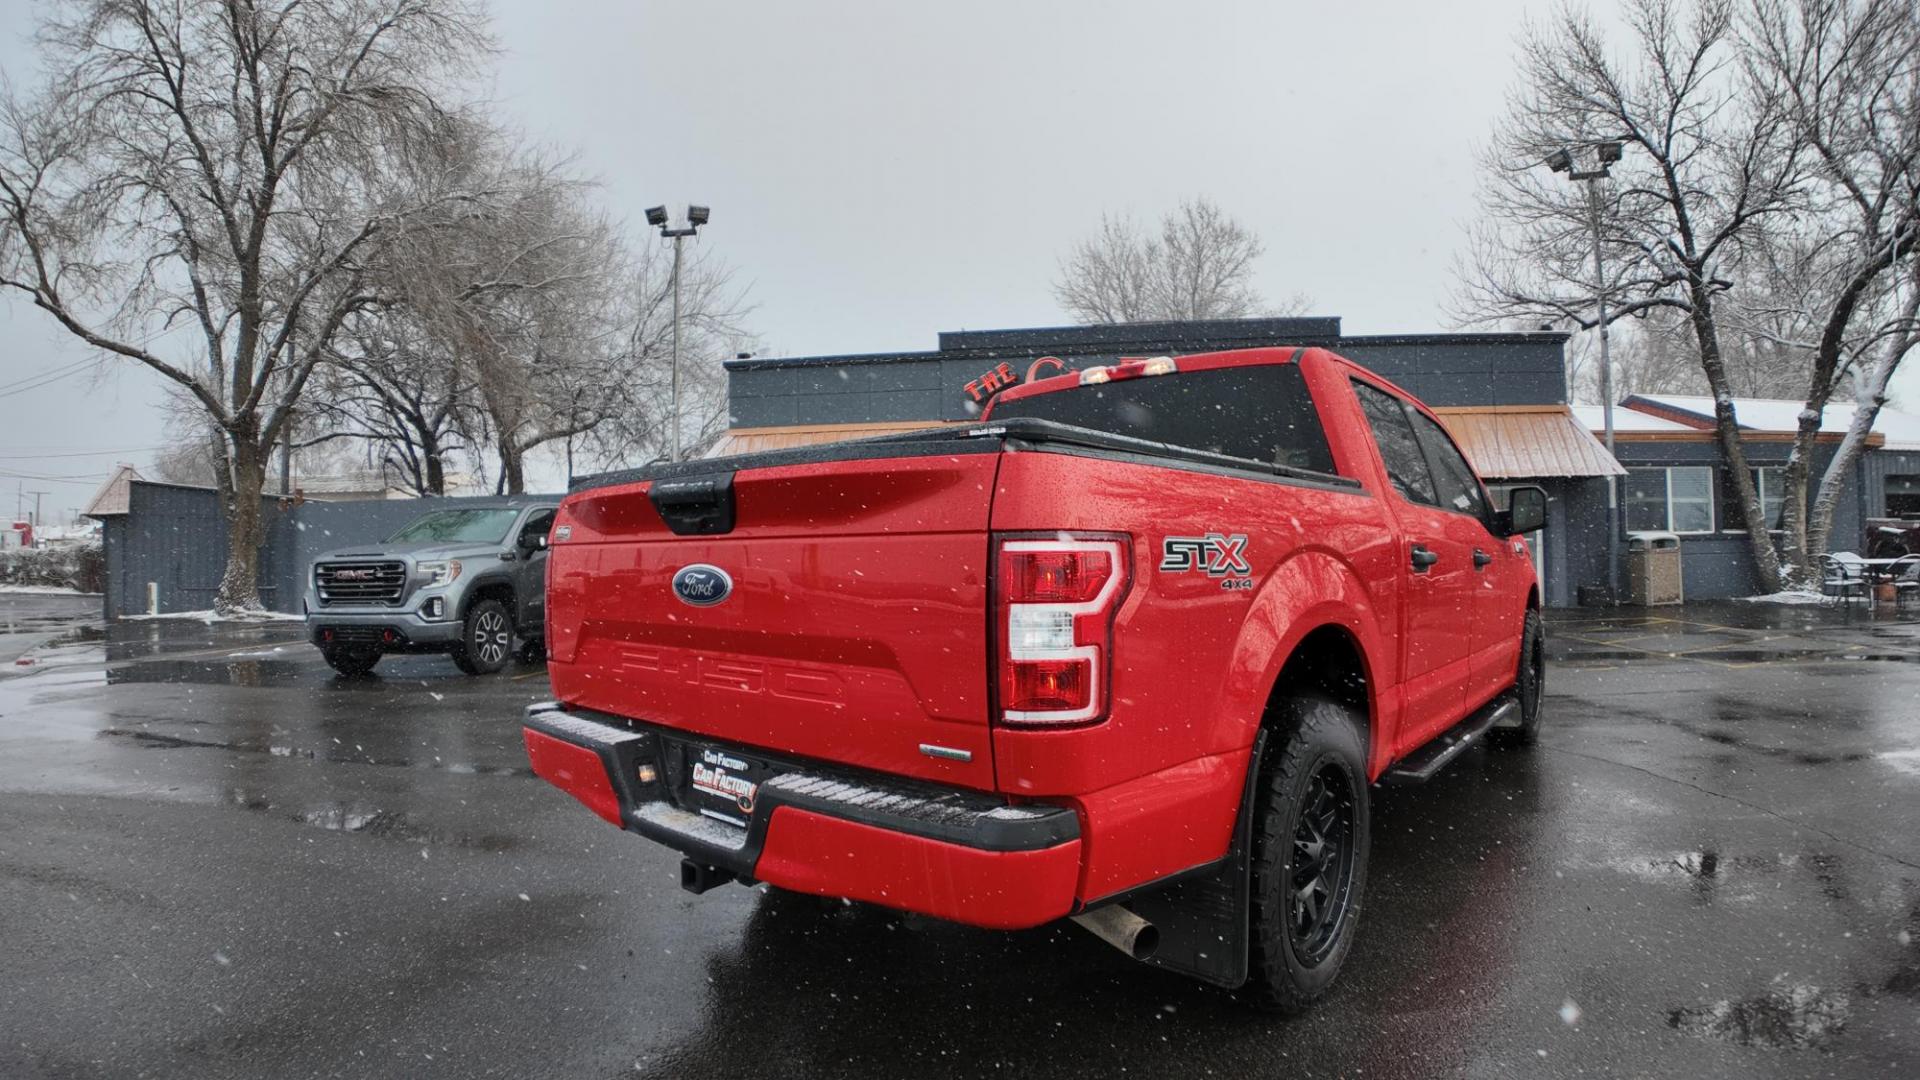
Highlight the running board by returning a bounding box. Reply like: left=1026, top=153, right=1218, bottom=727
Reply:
left=1378, top=695, right=1517, bottom=786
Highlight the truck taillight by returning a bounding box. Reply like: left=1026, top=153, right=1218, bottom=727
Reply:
left=995, top=535, right=1130, bottom=726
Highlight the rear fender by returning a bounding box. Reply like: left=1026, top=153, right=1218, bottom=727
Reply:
left=1221, top=549, right=1392, bottom=778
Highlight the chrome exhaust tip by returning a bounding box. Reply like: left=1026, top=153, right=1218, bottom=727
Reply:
left=1071, top=904, right=1159, bottom=961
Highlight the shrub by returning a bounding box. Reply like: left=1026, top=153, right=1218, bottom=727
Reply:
left=0, top=542, right=105, bottom=592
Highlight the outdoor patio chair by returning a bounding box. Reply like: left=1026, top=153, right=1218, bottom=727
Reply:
left=1820, top=553, right=1868, bottom=607
left=1892, top=554, right=1920, bottom=609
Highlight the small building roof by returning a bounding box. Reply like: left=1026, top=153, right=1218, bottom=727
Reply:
left=81, top=463, right=144, bottom=518
left=1620, top=394, right=1920, bottom=448
left=1432, top=405, right=1625, bottom=479
left=1569, top=405, right=1698, bottom=434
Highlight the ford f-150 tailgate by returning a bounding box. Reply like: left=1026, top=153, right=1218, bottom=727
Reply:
left=545, top=441, right=1001, bottom=789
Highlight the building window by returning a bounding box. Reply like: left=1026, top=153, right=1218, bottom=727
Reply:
left=1719, top=466, right=1785, bottom=531
left=1887, top=475, right=1920, bottom=517
left=1626, top=466, right=1715, bottom=534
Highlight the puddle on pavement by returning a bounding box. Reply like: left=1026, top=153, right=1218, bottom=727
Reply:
left=98, top=726, right=531, bottom=778
left=227, top=789, right=519, bottom=851
left=1875, top=965, right=1920, bottom=997
left=41, top=624, right=107, bottom=647
left=1668, top=983, right=1849, bottom=1049
left=106, top=658, right=306, bottom=686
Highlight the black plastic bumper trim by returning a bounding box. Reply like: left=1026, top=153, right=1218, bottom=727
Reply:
left=523, top=703, right=1081, bottom=878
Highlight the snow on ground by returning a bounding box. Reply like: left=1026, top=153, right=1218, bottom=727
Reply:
left=1878, top=748, right=1920, bottom=777
left=1736, top=590, right=1831, bottom=606
left=0, top=585, right=103, bottom=596
left=120, top=609, right=305, bottom=624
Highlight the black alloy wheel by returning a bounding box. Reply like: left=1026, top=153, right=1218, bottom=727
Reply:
left=1493, top=608, right=1545, bottom=747
left=1287, top=764, right=1359, bottom=967
left=1245, top=693, right=1371, bottom=1014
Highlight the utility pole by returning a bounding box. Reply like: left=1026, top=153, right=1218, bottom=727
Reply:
left=281, top=417, right=294, bottom=496
left=27, top=489, right=49, bottom=539
left=1548, top=141, right=1625, bottom=603
left=644, top=204, right=711, bottom=462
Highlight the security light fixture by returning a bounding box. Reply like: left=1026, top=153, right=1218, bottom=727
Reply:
left=1545, top=139, right=1628, bottom=602
left=1546, top=140, right=1624, bottom=181
left=647, top=203, right=713, bottom=463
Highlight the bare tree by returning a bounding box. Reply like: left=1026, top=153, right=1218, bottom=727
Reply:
left=1054, top=197, right=1311, bottom=324
left=308, top=314, right=478, bottom=494
left=562, top=230, right=757, bottom=473
left=0, top=0, right=493, bottom=611
left=1742, top=0, right=1920, bottom=570
left=1456, top=0, right=1803, bottom=591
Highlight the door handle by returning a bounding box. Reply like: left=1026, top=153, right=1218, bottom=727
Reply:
left=1410, top=544, right=1439, bottom=572
left=1473, top=548, right=1493, bottom=569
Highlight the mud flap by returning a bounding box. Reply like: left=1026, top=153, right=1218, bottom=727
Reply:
left=1122, top=730, right=1266, bottom=989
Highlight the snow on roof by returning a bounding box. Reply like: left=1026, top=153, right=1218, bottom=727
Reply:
left=1623, top=394, right=1920, bottom=447
left=1570, top=405, right=1698, bottom=433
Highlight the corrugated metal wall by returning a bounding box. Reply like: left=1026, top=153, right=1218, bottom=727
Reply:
left=103, top=483, right=289, bottom=616
left=104, top=483, right=558, bottom=615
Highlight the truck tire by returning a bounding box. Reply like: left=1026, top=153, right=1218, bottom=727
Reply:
left=451, top=598, right=513, bottom=675
left=1244, top=694, right=1370, bottom=1014
left=321, top=647, right=380, bottom=677
left=1490, top=609, right=1544, bottom=748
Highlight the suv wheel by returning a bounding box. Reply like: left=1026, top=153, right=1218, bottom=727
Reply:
left=321, top=646, right=381, bottom=677
left=1490, top=609, right=1545, bottom=748
left=1244, top=693, right=1370, bottom=1014
left=452, top=598, right=513, bottom=675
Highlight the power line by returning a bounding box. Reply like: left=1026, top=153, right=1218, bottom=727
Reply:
left=0, top=355, right=106, bottom=396
left=0, top=446, right=163, bottom=460
left=0, top=466, right=115, bottom=482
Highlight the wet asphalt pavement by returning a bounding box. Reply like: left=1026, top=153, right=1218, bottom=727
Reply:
left=2, top=592, right=1918, bottom=1079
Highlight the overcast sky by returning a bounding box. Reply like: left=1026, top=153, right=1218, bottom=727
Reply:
left=2, top=0, right=1913, bottom=520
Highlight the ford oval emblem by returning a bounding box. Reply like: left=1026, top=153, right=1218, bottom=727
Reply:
left=672, top=564, right=733, bottom=607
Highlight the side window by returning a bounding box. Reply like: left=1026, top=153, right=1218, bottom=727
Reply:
left=520, top=509, right=556, bottom=547
left=1352, top=380, right=1437, bottom=505
left=1409, top=411, right=1488, bottom=519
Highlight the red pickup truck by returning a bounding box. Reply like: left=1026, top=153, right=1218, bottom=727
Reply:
left=522, top=346, right=1548, bottom=1011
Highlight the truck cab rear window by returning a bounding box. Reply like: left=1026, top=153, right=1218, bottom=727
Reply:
left=988, top=363, right=1336, bottom=475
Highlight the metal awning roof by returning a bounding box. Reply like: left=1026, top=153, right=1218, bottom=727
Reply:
left=703, top=421, right=967, bottom=458
left=1431, top=406, right=1625, bottom=479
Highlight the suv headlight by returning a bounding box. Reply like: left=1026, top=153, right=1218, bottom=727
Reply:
left=418, top=559, right=463, bottom=587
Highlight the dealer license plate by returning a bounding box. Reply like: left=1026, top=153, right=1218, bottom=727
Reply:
left=679, top=743, right=771, bottom=827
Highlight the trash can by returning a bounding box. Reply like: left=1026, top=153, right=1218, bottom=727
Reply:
left=1626, top=530, right=1684, bottom=605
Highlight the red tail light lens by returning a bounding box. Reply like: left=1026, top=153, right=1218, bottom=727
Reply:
left=996, top=535, right=1130, bottom=725
left=1008, top=548, right=1113, bottom=603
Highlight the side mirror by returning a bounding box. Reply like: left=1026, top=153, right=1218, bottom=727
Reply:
left=1499, top=485, right=1548, bottom=536
left=519, top=530, right=547, bottom=551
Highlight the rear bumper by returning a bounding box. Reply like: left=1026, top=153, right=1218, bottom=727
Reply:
left=522, top=703, right=1083, bottom=930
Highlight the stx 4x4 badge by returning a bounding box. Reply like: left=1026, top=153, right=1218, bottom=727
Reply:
left=1161, top=533, right=1255, bottom=591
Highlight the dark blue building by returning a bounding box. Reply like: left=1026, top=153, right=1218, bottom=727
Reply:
left=717, top=317, right=1617, bottom=607
left=715, top=315, right=1920, bottom=606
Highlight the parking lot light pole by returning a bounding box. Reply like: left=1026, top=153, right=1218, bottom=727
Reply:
left=644, top=204, right=711, bottom=462
left=1547, top=141, right=1625, bottom=602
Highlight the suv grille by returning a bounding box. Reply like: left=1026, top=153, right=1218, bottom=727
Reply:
left=315, top=561, right=406, bottom=607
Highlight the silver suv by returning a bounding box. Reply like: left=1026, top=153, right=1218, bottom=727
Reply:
left=305, top=503, right=557, bottom=676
